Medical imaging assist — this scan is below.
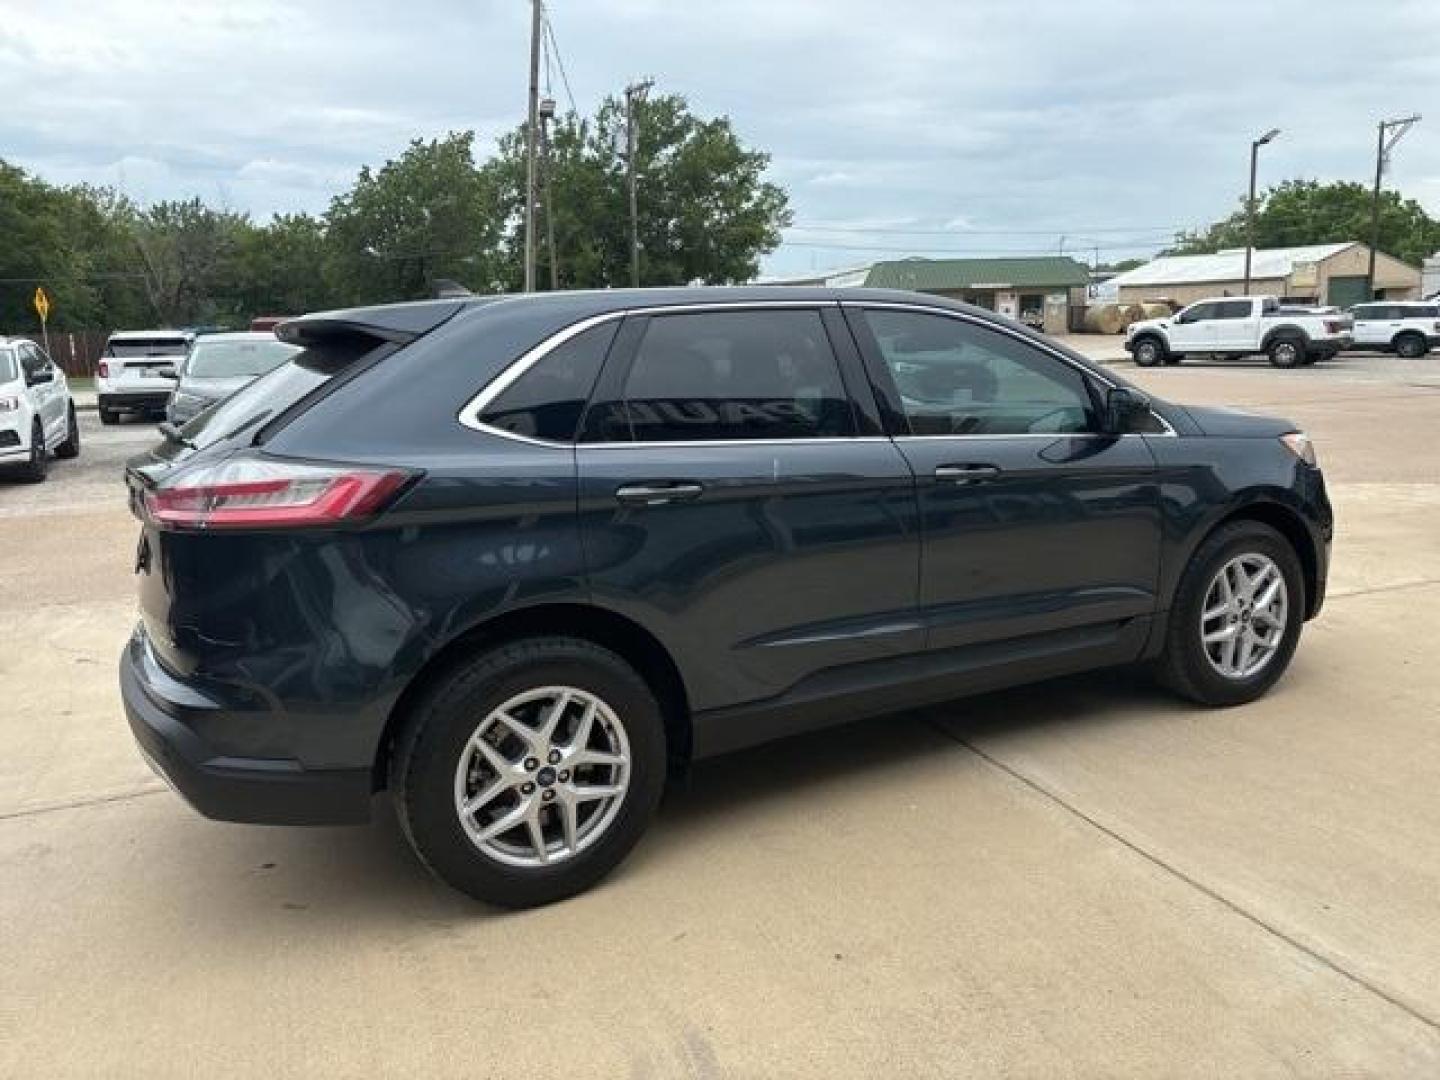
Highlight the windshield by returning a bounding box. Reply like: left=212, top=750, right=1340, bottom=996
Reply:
left=107, top=337, right=189, bottom=358
left=185, top=339, right=299, bottom=379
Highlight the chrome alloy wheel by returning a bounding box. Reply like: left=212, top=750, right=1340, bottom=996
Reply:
left=1200, top=553, right=1288, bottom=680
left=453, top=686, right=631, bottom=868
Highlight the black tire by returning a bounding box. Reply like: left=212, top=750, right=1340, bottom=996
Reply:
left=1267, top=335, right=1305, bottom=368
left=18, top=421, right=47, bottom=483
left=1132, top=336, right=1165, bottom=367
left=1156, top=521, right=1305, bottom=706
left=1394, top=333, right=1428, bottom=359
left=99, top=408, right=119, bottom=426
left=391, top=637, right=668, bottom=908
left=55, top=404, right=81, bottom=459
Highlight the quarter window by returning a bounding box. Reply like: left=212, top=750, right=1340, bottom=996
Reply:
left=861, top=309, right=1100, bottom=436
left=479, top=321, right=618, bottom=443
left=607, top=310, right=855, bottom=442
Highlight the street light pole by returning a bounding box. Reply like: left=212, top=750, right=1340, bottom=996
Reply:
left=1367, top=114, right=1421, bottom=301
left=523, top=0, right=542, bottom=293
left=625, top=79, right=652, bottom=289
left=1243, top=128, right=1280, bottom=297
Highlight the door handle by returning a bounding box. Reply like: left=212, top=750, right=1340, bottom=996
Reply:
left=615, top=481, right=704, bottom=507
left=934, top=464, right=1001, bottom=484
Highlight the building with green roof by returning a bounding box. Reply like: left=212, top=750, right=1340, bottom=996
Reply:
left=863, top=256, right=1091, bottom=332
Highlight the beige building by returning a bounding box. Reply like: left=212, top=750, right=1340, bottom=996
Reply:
left=1110, top=243, right=1421, bottom=308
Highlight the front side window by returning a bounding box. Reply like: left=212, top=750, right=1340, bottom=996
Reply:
left=862, top=309, right=1099, bottom=436
left=610, top=310, right=854, bottom=442
left=479, top=321, right=618, bottom=443
left=1182, top=302, right=1218, bottom=323
left=18, top=345, right=45, bottom=378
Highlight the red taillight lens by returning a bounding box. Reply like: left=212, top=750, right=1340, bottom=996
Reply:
left=143, top=459, right=413, bottom=530
left=98, top=360, right=110, bottom=378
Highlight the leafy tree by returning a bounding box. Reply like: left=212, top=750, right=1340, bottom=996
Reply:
left=484, top=92, right=791, bottom=289
left=323, top=132, right=503, bottom=305
left=131, top=198, right=252, bottom=325
left=1172, top=179, right=1440, bottom=266
left=234, top=212, right=330, bottom=317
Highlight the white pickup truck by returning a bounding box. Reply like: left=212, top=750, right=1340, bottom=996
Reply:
left=1125, top=296, right=1352, bottom=368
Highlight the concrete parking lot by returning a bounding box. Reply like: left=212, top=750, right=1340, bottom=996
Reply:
left=3, top=350, right=1439, bottom=1077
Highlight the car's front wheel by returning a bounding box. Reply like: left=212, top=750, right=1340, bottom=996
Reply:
left=1133, top=337, right=1164, bottom=367
left=391, top=637, right=667, bottom=908
left=1157, top=521, right=1304, bottom=706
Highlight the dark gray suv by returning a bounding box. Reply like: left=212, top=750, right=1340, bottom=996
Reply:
left=122, top=288, right=1332, bottom=907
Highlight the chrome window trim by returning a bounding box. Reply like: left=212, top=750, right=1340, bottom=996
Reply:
left=842, top=299, right=1176, bottom=437
left=456, top=297, right=1176, bottom=447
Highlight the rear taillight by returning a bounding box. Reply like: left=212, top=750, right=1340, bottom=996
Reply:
left=143, top=459, right=414, bottom=530
left=98, top=360, right=109, bottom=379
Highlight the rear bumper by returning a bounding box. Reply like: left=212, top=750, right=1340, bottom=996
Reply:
left=99, top=390, right=170, bottom=412
left=121, top=630, right=372, bottom=826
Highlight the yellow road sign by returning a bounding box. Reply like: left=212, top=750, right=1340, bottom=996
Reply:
left=33, top=286, right=50, bottom=323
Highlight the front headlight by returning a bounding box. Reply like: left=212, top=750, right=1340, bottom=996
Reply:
left=1280, top=432, right=1317, bottom=467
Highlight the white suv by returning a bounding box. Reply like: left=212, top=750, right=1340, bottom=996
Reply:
left=1348, top=302, right=1439, bottom=357
left=96, top=330, right=191, bottom=423
left=0, top=337, right=79, bottom=482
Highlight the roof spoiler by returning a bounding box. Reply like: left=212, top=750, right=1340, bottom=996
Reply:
left=276, top=298, right=467, bottom=347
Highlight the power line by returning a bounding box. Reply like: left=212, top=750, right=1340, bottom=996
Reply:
left=779, top=238, right=1175, bottom=256
left=542, top=6, right=579, bottom=116
left=785, top=222, right=1188, bottom=237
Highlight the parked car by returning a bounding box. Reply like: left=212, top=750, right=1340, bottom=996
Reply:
left=1125, top=296, right=1351, bottom=367
left=0, top=336, right=80, bottom=481
left=165, top=331, right=300, bottom=426
left=122, top=288, right=1332, bottom=907
left=1346, top=301, right=1439, bottom=357
left=97, top=330, right=191, bottom=423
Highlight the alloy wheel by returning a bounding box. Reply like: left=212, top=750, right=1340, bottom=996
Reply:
left=1199, top=553, right=1288, bottom=680
left=453, top=686, right=631, bottom=868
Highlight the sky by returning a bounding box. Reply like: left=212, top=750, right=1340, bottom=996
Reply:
left=1, top=0, right=1437, bottom=278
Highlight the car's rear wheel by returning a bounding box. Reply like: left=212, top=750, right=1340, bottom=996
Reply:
left=18, top=421, right=47, bottom=482
left=1267, top=336, right=1304, bottom=368
left=391, top=637, right=667, bottom=908
left=1157, top=521, right=1304, bottom=705
left=1133, top=337, right=1164, bottom=367
left=55, top=404, right=81, bottom=459
left=1394, top=333, right=1427, bottom=359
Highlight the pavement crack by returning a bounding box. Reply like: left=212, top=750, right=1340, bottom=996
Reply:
left=0, top=786, right=168, bottom=822
left=928, top=721, right=1440, bottom=1037
left=1326, top=578, right=1440, bottom=601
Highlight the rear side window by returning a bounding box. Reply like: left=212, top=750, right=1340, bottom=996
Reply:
left=479, top=321, right=618, bottom=443
left=605, top=310, right=854, bottom=442
left=1214, top=300, right=1252, bottom=319
left=179, top=337, right=382, bottom=449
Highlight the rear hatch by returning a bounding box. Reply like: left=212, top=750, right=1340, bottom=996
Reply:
left=102, top=335, right=190, bottom=385
left=126, top=300, right=465, bottom=674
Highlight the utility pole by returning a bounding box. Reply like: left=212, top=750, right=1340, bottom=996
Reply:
left=625, top=79, right=653, bottom=288
left=523, top=0, right=542, bottom=293
left=1243, top=128, right=1280, bottom=296
left=539, top=97, right=558, bottom=291
left=1367, top=114, right=1421, bottom=301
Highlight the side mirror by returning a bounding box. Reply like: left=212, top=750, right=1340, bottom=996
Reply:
left=1105, top=386, right=1153, bottom=434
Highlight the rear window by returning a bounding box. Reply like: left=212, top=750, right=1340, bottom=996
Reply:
left=106, top=337, right=189, bottom=358
left=178, top=337, right=382, bottom=450
left=186, top=339, right=299, bottom=379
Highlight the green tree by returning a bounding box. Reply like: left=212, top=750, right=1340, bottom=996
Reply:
left=131, top=198, right=253, bottom=325
left=234, top=212, right=331, bottom=317
left=1173, top=179, right=1440, bottom=266
left=484, top=91, right=791, bottom=289
left=323, top=132, right=502, bottom=305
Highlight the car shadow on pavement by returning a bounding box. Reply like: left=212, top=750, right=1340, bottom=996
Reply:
left=166, top=667, right=1180, bottom=925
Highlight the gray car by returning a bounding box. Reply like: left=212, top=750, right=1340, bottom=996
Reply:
left=165, top=331, right=300, bottom=425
